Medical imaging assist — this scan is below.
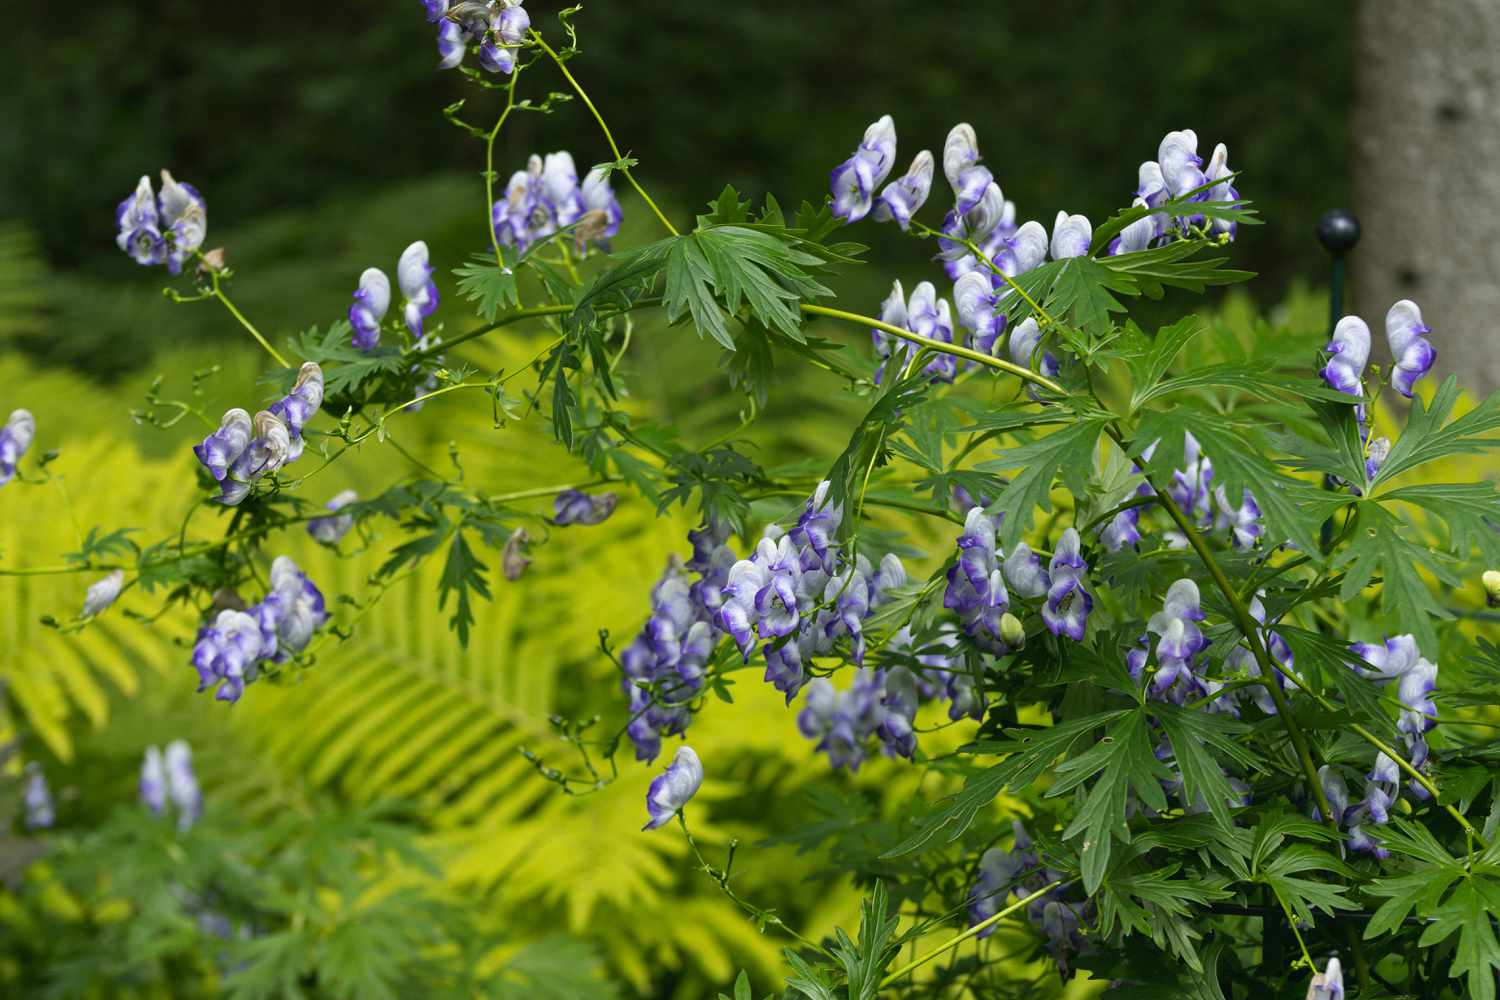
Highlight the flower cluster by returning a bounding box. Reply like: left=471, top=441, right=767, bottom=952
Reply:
left=870, top=280, right=955, bottom=384
left=140, top=740, right=202, bottom=831
left=642, top=745, right=703, bottom=831
left=115, top=171, right=207, bottom=273
left=425, top=0, right=528, bottom=74
left=492, top=151, right=623, bottom=254
left=967, top=823, right=1091, bottom=976
left=193, top=363, right=324, bottom=505
left=1123, top=129, right=1240, bottom=248
left=553, top=488, right=618, bottom=526
left=944, top=512, right=1092, bottom=650
left=618, top=520, right=736, bottom=762
left=24, top=762, right=53, bottom=830
left=1321, top=300, right=1436, bottom=407
left=307, top=490, right=358, bottom=545
left=348, top=241, right=441, bottom=350
left=0, top=408, right=35, bottom=487
left=797, top=667, right=914, bottom=770
left=191, top=556, right=329, bottom=703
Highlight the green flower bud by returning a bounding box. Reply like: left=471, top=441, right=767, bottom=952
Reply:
left=1484, top=569, right=1500, bottom=608
left=1000, top=612, right=1026, bottom=649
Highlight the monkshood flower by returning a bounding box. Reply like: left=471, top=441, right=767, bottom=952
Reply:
left=1202, top=143, right=1238, bottom=238
left=24, top=762, right=53, bottom=830
left=269, top=362, right=325, bottom=464
left=797, top=670, right=887, bottom=771
left=966, top=826, right=1089, bottom=975
left=1049, top=211, right=1092, bottom=260
left=1043, top=529, right=1093, bottom=641
left=253, top=556, right=330, bottom=663
left=194, top=408, right=252, bottom=483
left=1100, top=444, right=1157, bottom=552
left=502, top=527, right=532, bottom=581
left=580, top=166, right=624, bottom=245
left=830, top=115, right=898, bottom=223
left=493, top=151, right=619, bottom=253
left=219, top=411, right=292, bottom=506
left=790, top=480, right=844, bottom=574
left=642, top=745, right=703, bottom=830
left=478, top=0, right=529, bottom=74
left=968, top=823, right=1040, bottom=935
left=1003, top=542, right=1049, bottom=599
left=877, top=666, right=920, bottom=758
left=942, top=124, right=994, bottom=216
left=1008, top=316, right=1059, bottom=385
left=553, top=488, right=617, bottom=526
left=1224, top=593, right=1291, bottom=715
left=1308, top=957, right=1345, bottom=1000
left=1137, top=579, right=1210, bottom=703
left=428, top=1, right=526, bottom=74
left=1317, top=765, right=1390, bottom=860
left=192, top=610, right=266, bottom=703
left=938, top=181, right=1006, bottom=263
left=83, top=569, right=125, bottom=618
left=1321, top=316, right=1371, bottom=397
left=1156, top=130, right=1206, bottom=199
left=1108, top=198, right=1160, bottom=256
left=907, top=282, right=958, bottom=383
left=140, top=745, right=167, bottom=814
left=943, top=507, right=1013, bottom=652
left=872, top=150, right=935, bottom=230
left=871, top=279, right=912, bottom=383
left=1348, top=633, right=1420, bottom=680
left=307, top=489, right=358, bottom=545
left=115, top=171, right=206, bottom=272
left=348, top=268, right=391, bottom=350
left=1365, top=436, right=1390, bottom=483
left=0, top=408, right=35, bottom=487
left=1385, top=299, right=1435, bottom=398
left=1395, top=657, right=1438, bottom=737
left=1168, top=431, right=1214, bottom=527
left=1213, top=485, right=1263, bottom=549
left=397, top=241, right=440, bottom=338
left=953, top=271, right=1003, bottom=356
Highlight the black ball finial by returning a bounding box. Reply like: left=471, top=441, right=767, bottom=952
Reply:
left=1316, top=209, right=1361, bottom=256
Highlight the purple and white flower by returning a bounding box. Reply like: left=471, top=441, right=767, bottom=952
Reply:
left=1049, top=211, right=1092, bottom=260
left=192, top=609, right=266, bottom=703
left=115, top=175, right=166, bottom=266
left=954, top=271, right=1002, bottom=356
left=140, top=745, right=167, bottom=815
left=349, top=268, right=391, bottom=351
left=429, top=0, right=526, bottom=74
left=218, top=411, right=292, bottom=506
left=308, top=489, right=358, bottom=545
left=1157, top=130, right=1206, bottom=199
left=1385, top=299, right=1435, bottom=398
left=24, top=763, right=53, bottom=830
left=1042, top=528, right=1092, bottom=641
left=872, top=149, right=935, bottom=230
left=0, top=409, right=36, bottom=487
left=553, top=488, right=617, bottom=526
left=1202, top=143, right=1238, bottom=238
left=83, top=569, right=125, bottom=618
left=1007, top=316, right=1059, bottom=382
left=942, top=124, right=994, bottom=216
left=580, top=166, right=624, bottom=245
left=164, top=740, right=202, bottom=830
left=1168, top=431, right=1215, bottom=527
left=194, top=408, right=253, bottom=483
left=397, top=241, right=440, bottom=339
left=830, top=115, right=898, bottom=223
left=269, top=362, right=325, bottom=464
left=642, top=745, right=703, bottom=830
left=1213, top=485, right=1263, bottom=549
left=1308, top=957, right=1344, bottom=1000
left=157, top=170, right=207, bottom=274
left=943, top=506, right=1013, bottom=652
left=1321, top=316, right=1371, bottom=397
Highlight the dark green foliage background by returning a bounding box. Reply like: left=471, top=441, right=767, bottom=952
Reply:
left=1, top=0, right=1352, bottom=374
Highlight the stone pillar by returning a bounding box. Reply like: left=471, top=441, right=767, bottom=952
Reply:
left=1353, top=0, right=1500, bottom=394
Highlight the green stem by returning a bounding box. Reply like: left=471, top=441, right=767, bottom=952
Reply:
left=878, top=879, right=1076, bottom=988
left=485, top=65, right=525, bottom=275
left=211, top=277, right=289, bottom=368
left=531, top=32, right=679, bottom=238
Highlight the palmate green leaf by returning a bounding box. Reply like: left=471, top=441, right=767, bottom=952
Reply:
left=1095, top=862, right=1232, bottom=973
left=1258, top=844, right=1358, bottom=925
left=1378, top=482, right=1500, bottom=562
left=1098, top=239, right=1254, bottom=301
left=1153, top=704, right=1260, bottom=830
left=1420, top=878, right=1500, bottom=1000
left=663, top=235, right=732, bottom=350
left=1184, top=415, right=1324, bottom=554
left=883, top=711, right=1124, bottom=857
left=438, top=526, right=491, bottom=647
left=1334, top=504, right=1457, bottom=653
left=453, top=251, right=520, bottom=322
left=1123, top=315, right=1202, bottom=409
left=783, top=950, right=838, bottom=1000
left=1374, top=376, right=1500, bottom=486
left=976, top=410, right=1111, bottom=547
left=289, top=320, right=408, bottom=399
left=1138, top=363, right=1353, bottom=410
left=490, top=935, right=620, bottom=1000
left=1046, top=256, right=1136, bottom=337
left=1051, top=708, right=1174, bottom=893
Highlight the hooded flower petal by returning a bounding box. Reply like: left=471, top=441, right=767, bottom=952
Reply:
left=397, top=240, right=440, bottom=337
left=349, top=268, right=391, bottom=350
left=642, top=745, right=704, bottom=829
left=1322, top=316, right=1371, bottom=396
left=193, top=408, right=253, bottom=483
left=1049, top=211, right=1092, bottom=260
left=307, top=489, right=358, bottom=545
left=1384, top=299, right=1435, bottom=397
left=872, top=149, right=935, bottom=230
left=553, top=488, right=618, bottom=526
left=115, top=175, right=165, bottom=266
left=0, top=408, right=36, bottom=486
left=942, top=124, right=994, bottom=215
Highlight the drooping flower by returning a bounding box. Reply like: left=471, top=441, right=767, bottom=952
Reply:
left=429, top=0, right=527, bottom=74
left=83, top=569, right=125, bottom=618
left=1214, top=485, right=1263, bottom=549
left=580, top=166, right=624, bottom=245
left=256, top=556, right=330, bottom=662
left=830, top=116, right=898, bottom=224
left=1321, top=316, right=1371, bottom=397
left=1049, top=211, right=1092, bottom=260
left=1042, top=529, right=1093, bottom=641
left=269, top=362, right=325, bottom=464
left=192, top=609, right=266, bottom=703
left=954, top=271, right=1002, bottom=356
left=871, top=279, right=911, bottom=382
left=349, top=268, right=391, bottom=351
left=938, top=181, right=1007, bottom=261
left=24, top=763, right=54, bottom=830
left=478, top=0, right=530, bottom=74
left=0, top=408, right=36, bottom=487
left=1385, top=299, right=1435, bottom=398
left=943, top=507, right=1013, bottom=652
left=642, top=745, right=703, bottom=830
left=218, top=411, right=292, bottom=506
left=1349, top=633, right=1421, bottom=680
left=115, top=175, right=166, bottom=266
left=1395, top=657, right=1438, bottom=736
left=157, top=170, right=207, bottom=274
left=1157, top=130, right=1206, bottom=199
left=907, top=281, right=958, bottom=383
left=194, top=408, right=253, bottom=483
left=873, top=150, right=935, bottom=230
left=397, top=241, right=440, bottom=338
left=502, top=527, right=532, bottom=581
left=307, top=489, right=358, bottom=545
left=164, top=740, right=202, bottom=830
left=1007, top=316, right=1059, bottom=381
left=1168, top=431, right=1215, bottom=527
left=797, top=670, right=886, bottom=771
left=1364, top=436, right=1390, bottom=484
left=942, top=124, right=995, bottom=216
left=1202, top=143, right=1239, bottom=238
left=1108, top=197, right=1159, bottom=256
left=553, top=488, right=618, bottom=526
left=140, top=746, right=167, bottom=814
left=1003, top=542, right=1049, bottom=599
left=1307, top=956, right=1344, bottom=1000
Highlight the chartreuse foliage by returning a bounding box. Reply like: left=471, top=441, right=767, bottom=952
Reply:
left=6, top=9, right=1500, bottom=1000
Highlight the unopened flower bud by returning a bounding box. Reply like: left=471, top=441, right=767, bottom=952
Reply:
left=999, top=612, right=1026, bottom=649
left=573, top=208, right=610, bottom=252
left=199, top=247, right=227, bottom=272
left=1484, top=569, right=1500, bottom=608
left=503, top=527, right=532, bottom=581
left=83, top=569, right=125, bottom=618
